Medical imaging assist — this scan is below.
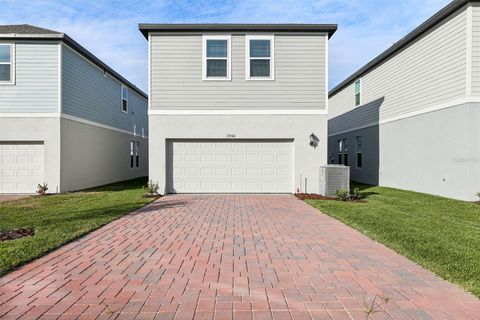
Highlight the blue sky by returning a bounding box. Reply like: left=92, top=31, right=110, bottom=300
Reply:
left=0, top=0, right=451, bottom=93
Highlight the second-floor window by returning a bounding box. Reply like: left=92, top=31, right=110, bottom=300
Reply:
left=354, top=79, right=361, bottom=107
left=203, top=35, right=231, bottom=80
left=0, top=44, right=13, bottom=83
left=246, top=35, right=274, bottom=80
left=121, top=85, right=128, bottom=113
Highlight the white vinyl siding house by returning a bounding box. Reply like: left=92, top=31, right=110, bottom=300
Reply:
left=141, top=24, right=336, bottom=194
left=328, top=0, right=479, bottom=201
left=0, top=25, right=148, bottom=194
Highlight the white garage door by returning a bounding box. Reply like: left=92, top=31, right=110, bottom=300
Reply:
left=167, top=140, right=293, bottom=193
left=0, top=142, right=44, bottom=193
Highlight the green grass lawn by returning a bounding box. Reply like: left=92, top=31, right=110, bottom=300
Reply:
left=0, top=177, right=154, bottom=275
left=306, top=184, right=480, bottom=298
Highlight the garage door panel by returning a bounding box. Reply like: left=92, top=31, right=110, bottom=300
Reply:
left=168, top=140, right=292, bottom=193
left=0, top=142, right=44, bottom=194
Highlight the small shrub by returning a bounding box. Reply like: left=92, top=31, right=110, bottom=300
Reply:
left=350, top=187, right=366, bottom=200
left=477, top=192, right=480, bottom=200
left=144, top=180, right=159, bottom=196
left=336, top=188, right=350, bottom=201
left=36, top=182, right=48, bottom=195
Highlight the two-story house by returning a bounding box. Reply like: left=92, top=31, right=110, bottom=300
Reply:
left=0, top=25, right=148, bottom=194
left=139, top=24, right=337, bottom=194
left=328, top=0, right=479, bottom=201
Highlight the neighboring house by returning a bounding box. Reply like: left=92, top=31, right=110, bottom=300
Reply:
left=328, top=0, right=480, bottom=201
left=0, top=25, right=148, bottom=194
left=139, top=24, right=337, bottom=194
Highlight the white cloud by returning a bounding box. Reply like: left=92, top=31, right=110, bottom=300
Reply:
left=0, top=0, right=453, bottom=92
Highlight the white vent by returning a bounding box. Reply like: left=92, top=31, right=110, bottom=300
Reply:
left=319, top=165, right=350, bottom=197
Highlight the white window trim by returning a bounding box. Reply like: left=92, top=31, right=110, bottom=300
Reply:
left=354, top=79, right=361, bottom=107
left=0, top=43, right=15, bottom=85
left=202, top=35, right=231, bottom=81
left=121, top=85, right=128, bottom=113
left=245, top=35, right=275, bottom=81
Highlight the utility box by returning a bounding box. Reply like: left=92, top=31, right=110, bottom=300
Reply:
left=319, top=165, right=350, bottom=197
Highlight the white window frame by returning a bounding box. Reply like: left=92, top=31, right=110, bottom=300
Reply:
left=121, top=85, right=128, bottom=113
left=245, top=35, right=275, bottom=80
left=202, top=35, right=231, bottom=81
left=354, top=79, right=361, bottom=107
left=0, top=43, right=15, bottom=85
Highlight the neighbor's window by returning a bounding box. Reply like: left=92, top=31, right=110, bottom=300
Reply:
left=342, top=138, right=349, bottom=166
left=203, top=36, right=231, bottom=80
left=246, top=35, right=274, bottom=79
left=356, top=136, right=363, bottom=168
left=354, top=79, right=361, bottom=107
left=130, top=141, right=134, bottom=168
left=121, top=85, right=128, bottom=113
left=135, top=142, right=140, bottom=168
left=0, top=44, right=13, bottom=83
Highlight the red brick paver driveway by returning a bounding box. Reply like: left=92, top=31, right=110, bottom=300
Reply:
left=1, top=195, right=478, bottom=320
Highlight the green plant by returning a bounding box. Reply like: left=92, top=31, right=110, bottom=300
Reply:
left=351, top=187, right=366, bottom=200
left=476, top=192, right=480, bottom=201
left=36, top=183, right=48, bottom=195
left=336, top=188, right=350, bottom=201
left=144, top=180, right=159, bottom=196
left=362, top=295, right=389, bottom=319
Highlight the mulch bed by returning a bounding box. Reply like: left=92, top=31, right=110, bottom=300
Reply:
left=295, top=193, right=337, bottom=200
left=144, top=194, right=163, bottom=200
left=0, top=228, right=35, bottom=242
left=295, top=193, right=367, bottom=203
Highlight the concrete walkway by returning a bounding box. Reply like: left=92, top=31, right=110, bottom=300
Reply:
left=0, top=195, right=478, bottom=319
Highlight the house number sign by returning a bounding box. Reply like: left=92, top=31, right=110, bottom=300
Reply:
left=226, top=134, right=236, bottom=138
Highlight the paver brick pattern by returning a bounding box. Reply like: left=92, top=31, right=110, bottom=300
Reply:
left=0, top=195, right=478, bottom=320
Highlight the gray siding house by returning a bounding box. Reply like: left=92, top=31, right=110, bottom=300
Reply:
left=0, top=25, right=148, bottom=193
left=328, top=0, right=479, bottom=201
left=139, top=24, right=336, bottom=194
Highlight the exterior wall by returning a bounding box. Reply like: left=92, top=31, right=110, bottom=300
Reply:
left=379, top=103, right=479, bottom=201
left=62, top=45, right=148, bottom=136
left=150, top=33, right=327, bottom=110
left=329, top=5, right=468, bottom=131
left=149, top=114, right=327, bottom=194
left=0, top=41, right=59, bottom=113
left=472, top=3, right=480, bottom=95
left=328, top=103, right=479, bottom=201
left=328, top=125, right=379, bottom=186
left=60, top=118, right=148, bottom=192
left=0, top=117, right=61, bottom=192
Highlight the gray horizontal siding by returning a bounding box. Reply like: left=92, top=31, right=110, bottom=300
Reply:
left=329, top=6, right=467, bottom=134
left=473, top=4, right=480, bottom=95
left=150, top=34, right=327, bottom=110
left=0, top=41, right=58, bottom=112
left=62, top=45, right=148, bottom=135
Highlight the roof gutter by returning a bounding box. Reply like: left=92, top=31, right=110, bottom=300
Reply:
left=138, top=23, right=338, bottom=39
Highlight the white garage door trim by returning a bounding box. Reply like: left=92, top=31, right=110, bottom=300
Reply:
left=167, top=139, right=294, bottom=194
left=0, top=141, right=44, bottom=194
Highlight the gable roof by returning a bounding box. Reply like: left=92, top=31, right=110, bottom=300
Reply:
left=138, top=23, right=337, bottom=39
left=329, top=0, right=475, bottom=97
left=0, top=24, right=147, bottom=99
